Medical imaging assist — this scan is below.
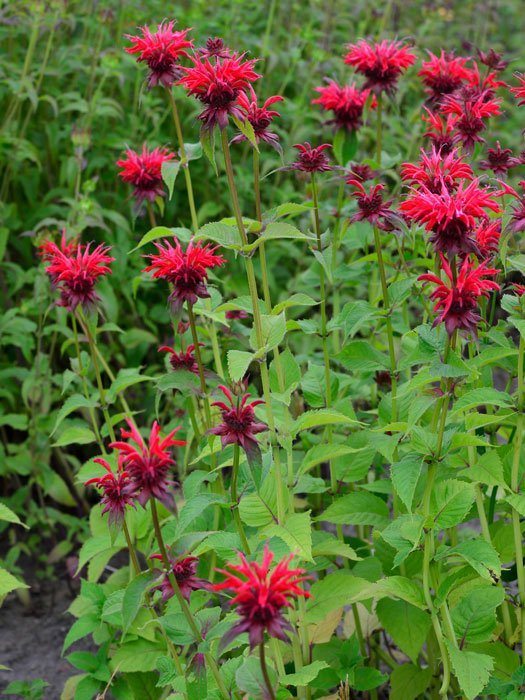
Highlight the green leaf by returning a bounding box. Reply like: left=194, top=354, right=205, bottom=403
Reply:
left=50, top=394, right=98, bottom=436
left=281, top=660, right=329, bottom=687
left=390, top=664, right=432, bottom=700
left=227, top=350, right=254, bottom=382
left=200, top=125, right=217, bottom=175
left=250, top=312, right=286, bottom=353
left=292, top=409, right=359, bottom=436
left=391, top=454, right=423, bottom=512
left=506, top=493, right=525, bottom=516
left=367, top=576, right=426, bottom=609
left=52, top=426, right=96, bottom=447
left=316, top=492, right=389, bottom=528
left=111, top=640, right=165, bottom=673
left=299, top=443, right=366, bottom=475
left=122, top=572, right=155, bottom=635
left=337, top=341, right=390, bottom=372
left=0, top=414, right=27, bottom=430
left=233, top=115, right=259, bottom=149
left=236, top=656, right=276, bottom=697
left=452, top=388, right=513, bottom=414
left=333, top=127, right=357, bottom=165
left=264, top=511, right=313, bottom=561
left=196, top=221, right=240, bottom=249
left=445, top=642, right=493, bottom=699
left=176, top=494, right=225, bottom=536
left=0, top=502, right=27, bottom=528
left=460, top=450, right=505, bottom=487
left=185, top=141, right=203, bottom=162
left=377, top=599, right=431, bottom=663
left=0, top=567, right=28, bottom=596
left=303, top=572, right=370, bottom=623
left=245, top=222, right=310, bottom=253
left=450, top=585, right=505, bottom=643
left=431, top=480, right=475, bottom=529
left=338, top=300, right=378, bottom=341
left=435, top=538, right=501, bottom=581
left=156, top=370, right=201, bottom=394
left=239, top=477, right=278, bottom=527
left=311, top=534, right=359, bottom=561
left=161, top=160, right=181, bottom=200
left=129, top=226, right=190, bottom=254
left=273, top=293, right=318, bottom=314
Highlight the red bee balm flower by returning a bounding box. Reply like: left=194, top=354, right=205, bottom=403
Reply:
left=441, top=92, right=501, bottom=152
left=401, top=147, right=473, bottom=193
left=214, top=546, right=310, bottom=649
left=419, top=255, right=500, bottom=336
left=179, top=54, right=261, bottom=129
left=209, top=385, right=267, bottom=462
left=144, top=238, right=225, bottom=311
left=312, top=80, right=374, bottom=131
left=422, top=109, right=458, bottom=154
left=159, top=343, right=202, bottom=374
left=290, top=142, right=331, bottom=172
left=85, top=460, right=136, bottom=526
left=511, top=74, right=525, bottom=106
left=197, top=37, right=231, bottom=60
left=42, top=242, right=114, bottom=311
left=475, top=220, right=501, bottom=259
left=347, top=180, right=396, bottom=231
left=151, top=553, right=208, bottom=601
left=117, top=146, right=176, bottom=204
left=418, top=51, right=473, bottom=100
left=479, top=142, right=519, bottom=177
left=344, top=39, right=416, bottom=94
left=477, top=49, right=508, bottom=72
left=231, top=86, right=283, bottom=151
left=125, top=20, right=193, bottom=88
left=110, top=420, right=185, bottom=509
left=400, top=179, right=500, bottom=256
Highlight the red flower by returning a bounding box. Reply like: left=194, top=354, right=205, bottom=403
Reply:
left=418, top=51, right=473, bottom=100
left=39, top=230, right=78, bottom=279
left=500, top=181, right=525, bottom=233
left=422, top=108, right=458, bottom=154
left=151, top=553, right=208, bottom=601
left=197, top=37, right=231, bottom=60
left=42, top=241, right=113, bottom=311
left=231, top=86, right=283, bottom=151
left=178, top=54, right=261, bottom=129
left=226, top=309, right=249, bottom=320
left=441, top=91, right=501, bottom=152
left=512, top=284, right=525, bottom=297
left=475, top=220, right=501, bottom=259
left=312, top=80, right=374, bottom=131
left=125, top=20, right=193, bottom=88
left=213, top=546, right=310, bottom=649
left=159, top=343, right=202, bottom=374
left=419, top=255, right=499, bottom=336
left=85, top=459, right=136, bottom=526
left=344, top=39, right=416, bottom=94
left=110, top=420, right=185, bottom=509
left=401, top=147, right=473, bottom=193
left=477, top=49, right=508, bottom=72
left=290, top=142, right=331, bottom=172
left=347, top=180, right=396, bottom=231
left=209, top=385, right=267, bottom=463
left=346, top=163, right=378, bottom=183
left=479, top=141, right=519, bottom=177
left=511, top=73, right=525, bottom=106
left=400, top=178, right=500, bottom=256
left=117, top=145, right=175, bottom=204
left=144, top=238, right=225, bottom=311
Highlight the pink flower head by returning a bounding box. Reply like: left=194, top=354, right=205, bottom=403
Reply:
left=42, top=241, right=113, bottom=311
left=178, top=54, right=261, bottom=129
left=144, top=238, right=225, bottom=311
left=151, top=553, right=208, bottom=601
left=511, top=73, right=525, bottom=106
left=85, top=459, right=136, bottom=526
left=346, top=163, right=378, bottom=183
left=117, top=145, right=176, bottom=204
left=475, top=220, right=501, bottom=259
left=501, top=181, right=525, bottom=233
left=344, top=39, right=416, bottom=94
left=110, top=419, right=185, bottom=509
left=125, top=20, right=193, bottom=88
left=400, top=178, right=500, bottom=256
left=418, top=50, right=473, bottom=101
left=312, top=80, right=374, bottom=131
left=39, top=230, right=78, bottom=279
left=477, top=49, right=508, bottom=72
left=197, top=37, right=231, bottom=60
left=213, top=546, right=310, bottom=649
left=479, top=141, right=519, bottom=177
left=401, top=147, right=473, bottom=193
left=209, top=385, right=267, bottom=463
left=422, top=108, right=458, bottom=154
left=290, top=142, right=331, bottom=172
left=231, top=86, right=283, bottom=151
left=441, top=91, right=501, bottom=152
left=159, top=343, right=202, bottom=374
left=419, top=255, right=500, bottom=336
left=347, top=180, right=396, bottom=231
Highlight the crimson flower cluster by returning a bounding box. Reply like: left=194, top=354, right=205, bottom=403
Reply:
left=117, top=145, right=175, bottom=205
left=150, top=553, right=208, bottom=601
left=231, top=85, right=283, bottom=151
left=418, top=50, right=473, bottom=101
left=214, top=546, right=310, bottom=649
left=347, top=180, right=396, bottom=231
left=344, top=39, right=416, bottom=94
left=159, top=343, right=202, bottom=374
left=290, top=142, right=331, bottom=173
left=85, top=460, right=136, bottom=526
left=312, top=80, right=374, bottom=132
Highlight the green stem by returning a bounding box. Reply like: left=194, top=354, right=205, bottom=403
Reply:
left=231, top=445, right=251, bottom=553
left=376, top=93, right=383, bottom=166
left=187, top=303, right=212, bottom=428
left=259, top=641, right=276, bottom=700
left=71, top=315, right=104, bottom=451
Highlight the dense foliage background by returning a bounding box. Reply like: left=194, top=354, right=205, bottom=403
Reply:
left=1, top=0, right=525, bottom=699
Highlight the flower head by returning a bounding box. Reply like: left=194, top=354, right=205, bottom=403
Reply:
left=85, top=459, right=136, bottom=526
left=110, top=419, right=185, bottom=509
left=125, top=20, right=193, bottom=88
left=117, top=145, right=175, bottom=204
left=441, top=91, right=501, bottom=152
left=42, top=242, right=113, bottom=311
left=144, top=238, right=225, bottom=311
left=344, top=39, right=416, bottom=94
left=179, top=54, right=260, bottom=129
left=151, top=553, right=207, bottom=601
left=418, top=50, right=473, bottom=100
left=159, top=343, right=202, bottom=374
left=213, top=546, right=310, bottom=649
left=475, top=220, right=501, bottom=259
left=346, top=163, right=378, bottom=183
left=39, top=230, right=78, bottom=278
left=480, top=141, right=519, bottom=177
left=476, top=48, right=508, bottom=72
left=226, top=309, right=249, bottom=320
left=347, top=180, right=396, bottom=231
left=401, top=147, right=473, bottom=193
left=422, top=108, right=458, bottom=154
left=231, top=86, right=283, bottom=151
left=290, top=142, right=331, bottom=173
left=197, top=37, right=231, bottom=60
left=312, top=80, right=373, bottom=131
left=209, top=384, right=267, bottom=462
left=400, top=178, right=500, bottom=256
left=511, top=73, right=525, bottom=106
left=501, top=181, right=525, bottom=233
left=419, top=255, right=499, bottom=336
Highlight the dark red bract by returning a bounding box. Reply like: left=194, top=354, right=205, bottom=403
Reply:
left=159, top=343, right=202, bottom=374
left=477, top=48, right=508, bottom=72
left=290, top=142, right=331, bottom=172
left=144, top=238, right=225, bottom=311
left=347, top=180, right=396, bottom=231
left=85, top=460, right=136, bottom=526
left=179, top=54, right=261, bottom=129
left=312, top=80, right=373, bottom=131
left=117, top=145, right=176, bottom=203
left=197, top=37, right=231, bottom=59
left=151, top=553, right=207, bottom=601
left=125, top=20, right=193, bottom=88
left=231, top=86, right=283, bottom=151
left=479, top=142, right=519, bottom=177
left=213, top=546, right=310, bottom=649
left=344, top=39, right=416, bottom=94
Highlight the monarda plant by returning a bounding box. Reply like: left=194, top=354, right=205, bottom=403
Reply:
left=24, top=15, right=525, bottom=700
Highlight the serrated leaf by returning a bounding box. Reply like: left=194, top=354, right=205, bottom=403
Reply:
left=264, top=511, right=313, bottom=561
left=111, top=640, right=165, bottom=673
left=445, top=642, right=493, bottom=699
left=390, top=664, right=432, bottom=700
left=281, top=660, right=329, bottom=687
left=452, top=388, right=512, bottom=414
left=129, top=226, right=190, bottom=254
left=435, top=538, right=501, bottom=581
left=316, top=491, right=389, bottom=528
left=377, top=599, right=431, bottom=663
left=0, top=502, right=27, bottom=528
left=50, top=394, right=98, bottom=436
left=0, top=567, right=28, bottom=596
left=299, top=443, right=366, bottom=475
left=53, top=426, right=96, bottom=448
left=196, top=221, right=240, bottom=249
left=451, top=585, right=505, bottom=643
left=122, top=572, right=155, bottom=635
left=227, top=350, right=254, bottom=382
left=337, top=341, right=390, bottom=372
left=391, top=454, right=423, bottom=512
left=303, top=572, right=370, bottom=623
left=431, top=479, right=475, bottom=529
left=292, top=409, right=359, bottom=435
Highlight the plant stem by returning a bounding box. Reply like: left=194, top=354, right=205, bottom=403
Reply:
left=122, top=518, right=141, bottom=576
left=231, top=445, right=251, bottom=553
left=187, top=303, right=212, bottom=428
left=259, top=641, right=276, bottom=700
